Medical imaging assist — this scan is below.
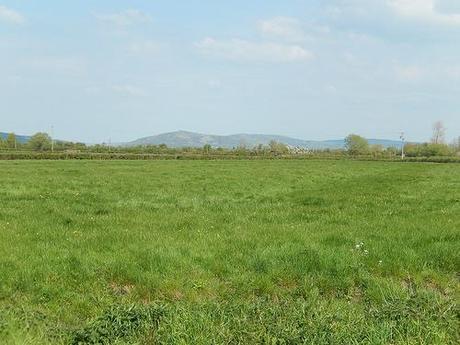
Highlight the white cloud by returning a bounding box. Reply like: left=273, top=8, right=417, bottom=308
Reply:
left=25, top=57, right=87, bottom=76
left=0, top=5, right=25, bottom=24
left=128, top=40, right=159, bottom=55
left=195, top=37, right=313, bottom=63
left=258, top=17, right=305, bottom=42
left=386, top=0, right=460, bottom=25
left=445, top=64, right=460, bottom=79
left=207, top=79, right=222, bottom=89
left=258, top=17, right=331, bottom=43
left=86, top=84, right=146, bottom=96
left=95, top=9, right=152, bottom=26
left=84, top=85, right=102, bottom=95
left=395, top=65, right=424, bottom=81
left=435, top=0, right=460, bottom=14
left=324, top=84, right=338, bottom=93
left=112, top=84, right=146, bottom=96
left=394, top=62, right=460, bottom=82
left=323, top=1, right=460, bottom=28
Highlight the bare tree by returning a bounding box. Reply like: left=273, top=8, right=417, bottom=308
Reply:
left=431, top=121, right=446, bottom=144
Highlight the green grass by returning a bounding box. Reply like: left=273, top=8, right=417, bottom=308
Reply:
left=0, top=160, right=458, bottom=344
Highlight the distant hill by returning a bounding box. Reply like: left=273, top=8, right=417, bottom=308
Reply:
left=126, top=131, right=403, bottom=150
left=1, top=130, right=405, bottom=149
left=0, top=132, right=31, bottom=144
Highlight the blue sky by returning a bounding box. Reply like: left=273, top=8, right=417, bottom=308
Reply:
left=1, top=0, right=459, bottom=143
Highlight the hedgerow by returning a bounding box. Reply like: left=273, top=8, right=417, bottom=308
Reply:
left=1, top=151, right=459, bottom=163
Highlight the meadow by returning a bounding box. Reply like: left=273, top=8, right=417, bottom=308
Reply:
left=0, top=160, right=458, bottom=344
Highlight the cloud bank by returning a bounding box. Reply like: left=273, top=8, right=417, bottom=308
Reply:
left=195, top=37, right=313, bottom=63
left=0, top=5, right=25, bottom=25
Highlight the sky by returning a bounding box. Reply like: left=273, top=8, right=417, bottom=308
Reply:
left=0, top=0, right=459, bottom=143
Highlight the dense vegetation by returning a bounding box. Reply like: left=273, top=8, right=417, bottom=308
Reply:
left=1, top=131, right=460, bottom=163
left=0, top=160, right=458, bottom=344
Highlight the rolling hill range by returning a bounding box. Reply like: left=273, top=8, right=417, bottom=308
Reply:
left=1, top=130, right=404, bottom=149
left=126, top=131, right=403, bottom=149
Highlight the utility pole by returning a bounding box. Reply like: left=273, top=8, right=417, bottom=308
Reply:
left=400, top=132, right=405, bottom=160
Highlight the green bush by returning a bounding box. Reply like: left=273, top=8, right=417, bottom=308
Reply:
left=405, top=143, right=453, bottom=157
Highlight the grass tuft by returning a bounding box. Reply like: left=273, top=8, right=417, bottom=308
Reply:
left=70, top=304, right=166, bottom=345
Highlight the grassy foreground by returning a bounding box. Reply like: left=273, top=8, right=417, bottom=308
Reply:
left=0, top=160, right=458, bottom=344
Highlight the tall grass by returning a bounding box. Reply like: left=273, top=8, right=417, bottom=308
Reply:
left=0, top=160, right=458, bottom=344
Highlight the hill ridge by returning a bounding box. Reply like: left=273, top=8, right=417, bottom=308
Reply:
left=1, top=130, right=404, bottom=149
left=126, top=130, right=403, bottom=149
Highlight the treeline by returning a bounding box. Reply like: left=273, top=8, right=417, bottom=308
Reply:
left=0, top=133, right=295, bottom=156
left=344, top=121, right=459, bottom=158
left=1, top=124, right=459, bottom=162
left=344, top=134, right=460, bottom=158
left=0, top=132, right=70, bottom=151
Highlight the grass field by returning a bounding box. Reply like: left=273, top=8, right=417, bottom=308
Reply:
left=0, top=160, right=459, bottom=344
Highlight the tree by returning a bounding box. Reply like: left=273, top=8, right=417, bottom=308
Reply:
left=28, top=132, right=52, bottom=151
left=203, top=144, right=212, bottom=154
left=6, top=133, right=17, bottom=149
left=369, top=144, right=384, bottom=157
left=431, top=121, right=446, bottom=144
left=345, top=134, right=369, bottom=155
left=268, top=140, right=289, bottom=155
left=453, top=137, right=460, bottom=152
left=385, top=146, right=398, bottom=157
